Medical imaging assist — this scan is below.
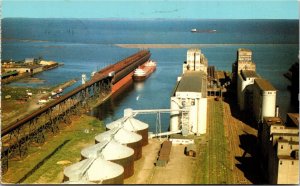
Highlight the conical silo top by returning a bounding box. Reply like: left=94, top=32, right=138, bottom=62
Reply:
left=63, top=180, right=95, bottom=184
left=95, top=127, right=142, bottom=144
left=64, top=157, right=124, bottom=182
left=81, top=139, right=134, bottom=160
left=106, top=116, right=149, bottom=131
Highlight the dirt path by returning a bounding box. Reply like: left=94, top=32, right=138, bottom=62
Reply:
left=223, top=101, right=258, bottom=184
left=124, top=138, right=195, bottom=184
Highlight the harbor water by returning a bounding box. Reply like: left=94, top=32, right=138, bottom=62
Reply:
left=2, top=18, right=298, bottom=132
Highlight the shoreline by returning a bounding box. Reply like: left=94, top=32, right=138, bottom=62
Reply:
left=115, top=43, right=297, bottom=48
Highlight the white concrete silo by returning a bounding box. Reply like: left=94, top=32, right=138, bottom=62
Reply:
left=106, top=110, right=149, bottom=146
left=63, top=157, right=124, bottom=184
left=63, top=180, right=95, bottom=184
left=95, top=127, right=143, bottom=160
left=81, top=139, right=134, bottom=179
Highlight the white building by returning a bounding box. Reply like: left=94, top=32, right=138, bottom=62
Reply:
left=170, top=71, right=207, bottom=136
left=253, top=78, right=277, bottom=123
left=232, top=48, right=256, bottom=83
left=237, top=70, right=260, bottom=111
left=170, top=48, right=208, bottom=136
left=183, top=48, right=208, bottom=74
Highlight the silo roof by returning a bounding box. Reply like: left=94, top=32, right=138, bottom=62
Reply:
left=81, top=140, right=134, bottom=160
left=63, top=180, right=95, bottom=184
left=95, top=127, right=118, bottom=142
left=95, top=127, right=142, bottom=144
left=176, top=71, right=206, bottom=93
left=106, top=117, right=149, bottom=131
left=254, top=78, right=276, bottom=91
left=241, top=70, right=259, bottom=79
left=64, top=157, right=124, bottom=182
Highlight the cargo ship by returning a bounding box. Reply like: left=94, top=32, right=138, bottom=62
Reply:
left=191, top=28, right=216, bottom=33
left=133, top=60, right=156, bottom=81
left=107, top=50, right=151, bottom=94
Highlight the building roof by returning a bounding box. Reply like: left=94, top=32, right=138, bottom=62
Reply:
left=238, top=48, right=252, bottom=52
left=264, top=116, right=284, bottom=126
left=216, top=71, right=225, bottom=79
left=25, top=58, right=35, bottom=63
left=277, top=155, right=299, bottom=160
left=287, top=113, right=299, bottom=127
left=176, top=71, right=206, bottom=93
left=241, top=70, right=259, bottom=79
left=254, top=78, right=276, bottom=91
left=272, top=132, right=299, bottom=137
left=187, top=48, right=201, bottom=53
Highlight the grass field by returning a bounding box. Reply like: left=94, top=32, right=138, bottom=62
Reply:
left=2, top=114, right=105, bottom=184
left=193, top=98, right=233, bottom=184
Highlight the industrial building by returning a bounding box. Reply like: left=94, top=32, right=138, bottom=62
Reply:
left=258, top=114, right=299, bottom=184
left=252, top=78, right=277, bottom=123
left=170, top=48, right=207, bottom=136
left=237, top=70, right=260, bottom=111
left=207, top=66, right=229, bottom=97
left=232, top=48, right=256, bottom=85
left=233, top=48, right=277, bottom=123
left=182, top=48, right=208, bottom=74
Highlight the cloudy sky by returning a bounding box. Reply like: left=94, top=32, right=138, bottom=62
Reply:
left=2, top=0, right=298, bottom=19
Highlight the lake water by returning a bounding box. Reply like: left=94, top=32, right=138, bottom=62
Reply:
left=2, top=18, right=298, bottom=131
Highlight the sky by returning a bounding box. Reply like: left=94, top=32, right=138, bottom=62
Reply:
left=2, top=0, right=299, bottom=19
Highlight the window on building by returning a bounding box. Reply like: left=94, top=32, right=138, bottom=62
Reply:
left=281, top=145, right=283, bottom=149
left=191, top=100, right=195, bottom=105
left=292, top=161, right=294, bottom=165
left=280, top=161, right=282, bottom=165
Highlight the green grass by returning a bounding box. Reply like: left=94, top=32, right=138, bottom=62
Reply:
left=2, top=115, right=105, bottom=184
left=192, top=99, right=233, bottom=184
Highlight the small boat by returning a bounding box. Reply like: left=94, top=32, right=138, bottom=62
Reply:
left=133, top=60, right=156, bottom=81
left=191, top=29, right=217, bottom=33
left=191, top=28, right=197, bottom=32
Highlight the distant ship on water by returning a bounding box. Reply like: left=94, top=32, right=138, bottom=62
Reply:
left=133, top=60, right=156, bottom=81
left=191, top=28, right=217, bottom=33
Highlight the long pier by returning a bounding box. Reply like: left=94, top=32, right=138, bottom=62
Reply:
left=1, top=50, right=151, bottom=174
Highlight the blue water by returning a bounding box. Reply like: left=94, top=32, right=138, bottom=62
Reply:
left=2, top=18, right=298, bottom=131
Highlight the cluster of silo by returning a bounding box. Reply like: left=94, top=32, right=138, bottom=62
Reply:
left=95, top=127, right=143, bottom=160
left=63, top=157, right=124, bottom=184
left=81, top=139, right=134, bottom=178
left=62, top=111, right=149, bottom=184
left=106, top=113, right=149, bottom=146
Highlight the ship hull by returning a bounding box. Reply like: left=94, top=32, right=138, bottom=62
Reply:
left=112, top=71, right=134, bottom=94
left=133, top=66, right=156, bottom=82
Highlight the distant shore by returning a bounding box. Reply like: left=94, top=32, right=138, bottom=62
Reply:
left=115, top=43, right=296, bottom=48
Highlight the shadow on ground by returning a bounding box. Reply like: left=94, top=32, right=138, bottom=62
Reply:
left=235, top=133, right=267, bottom=184
left=223, top=88, right=258, bottom=130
